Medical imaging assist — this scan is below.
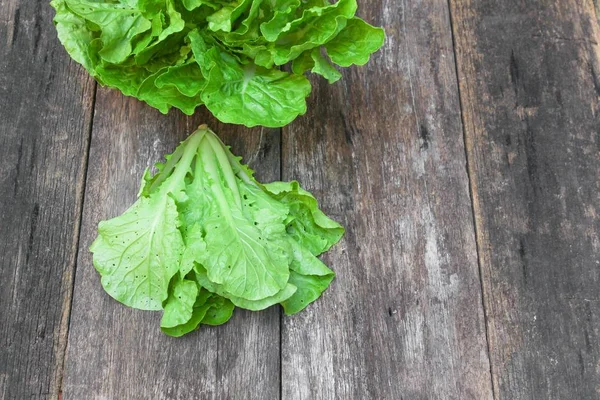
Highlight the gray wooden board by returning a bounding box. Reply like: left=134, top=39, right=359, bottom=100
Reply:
left=280, top=1, right=493, bottom=399
left=61, top=89, right=281, bottom=400
left=450, top=0, right=600, bottom=398
left=0, top=1, right=95, bottom=399
left=7, top=0, right=600, bottom=398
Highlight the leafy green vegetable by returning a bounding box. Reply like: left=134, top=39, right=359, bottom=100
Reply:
left=90, top=126, right=343, bottom=336
left=51, top=0, right=385, bottom=127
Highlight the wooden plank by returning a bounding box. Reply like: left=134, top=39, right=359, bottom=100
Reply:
left=281, top=1, right=493, bottom=399
left=62, top=90, right=280, bottom=399
left=449, top=0, right=600, bottom=398
left=0, top=1, right=95, bottom=398
left=213, top=126, right=281, bottom=400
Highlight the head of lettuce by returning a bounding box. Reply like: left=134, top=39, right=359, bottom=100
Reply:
left=51, top=0, right=385, bottom=128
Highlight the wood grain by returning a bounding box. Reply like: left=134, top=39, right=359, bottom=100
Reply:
left=280, top=1, right=493, bottom=399
left=61, top=90, right=281, bottom=400
left=0, top=1, right=95, bottom=399
left=7, top=0, right=598, bottom=398
left=449, top=0, right=600, bottom=398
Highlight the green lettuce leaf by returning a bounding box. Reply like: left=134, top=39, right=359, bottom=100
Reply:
left=194, top=264, right=298, bottom=311
left=90, top=130, right=205, bottom=310
left=51, top=0, right=96, bottom=72
left=281, top=239, right=335, bottom=315
left=207, top=0, right=253, bottom=32
left=189, top=30, right=311, bottom=127
left=200, top=295, right=235, bottom=325
left=325, top=17, right=386, bottom=67
left=292, top=48, right=342, bottom=84
left=161, top=287, right=234, bottom=336
left=259, top=0, right=301, bottom=41
left=265, top=0, right=357, bottom=65
left=51, top=0, right=385, bottom=127
left=90, top=126, right=344, bottom=335
left=64, top=0, right=152, bottom=64
left=161, top=278, right=199, bottom=328
left=90, top=194, right=184, bottom=311
left=263, top=180, right=344, bottom=255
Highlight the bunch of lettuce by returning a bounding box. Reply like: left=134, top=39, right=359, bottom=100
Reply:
left=90, top=126, right=344, bottom=336
left=51, top=0, right=385, bottom=127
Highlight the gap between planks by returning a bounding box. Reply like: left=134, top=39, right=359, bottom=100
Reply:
left=55, top=82, right=98, bottom=400
left=444, top=1, right=497, bottom=399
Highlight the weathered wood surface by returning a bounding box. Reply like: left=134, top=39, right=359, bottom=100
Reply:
left=280, top=1, right=493, bottom=399
left=0, top=1, right=95, bottom=399
left=3, top=0, right=600, bottom=399
left=450, top=0, right=600, bottom=398
left=61, top=89, right=281, bottom=399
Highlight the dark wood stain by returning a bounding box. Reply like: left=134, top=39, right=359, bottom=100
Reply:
left=419, top=124, right=430, bottom=150
left=590, top=61, right=600, bottom=97
left=510, top=50, right=520, bottom=99
left=11, top=7, right=19, bottom=46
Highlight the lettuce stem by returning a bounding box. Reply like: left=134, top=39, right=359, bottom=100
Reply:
left=161, top=127, right=206, bottom=195
left=205, top=130, right=243, bottom=209
left=199, top=135, right=234, bottom=224
left=210, top=132, right=256, bottom=186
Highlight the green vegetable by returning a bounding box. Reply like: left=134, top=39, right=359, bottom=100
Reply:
left=90, top=126, right=343, bottom=336
left=51, top=0, right=385, bottom=127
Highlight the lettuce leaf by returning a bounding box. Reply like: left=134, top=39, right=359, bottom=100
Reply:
left=51, top=0, right=384, bottom=127
left=91, top=126, right=344, bottom=336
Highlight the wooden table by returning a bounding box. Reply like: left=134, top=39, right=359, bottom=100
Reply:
left=1, top=1, right=599, bottom=399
